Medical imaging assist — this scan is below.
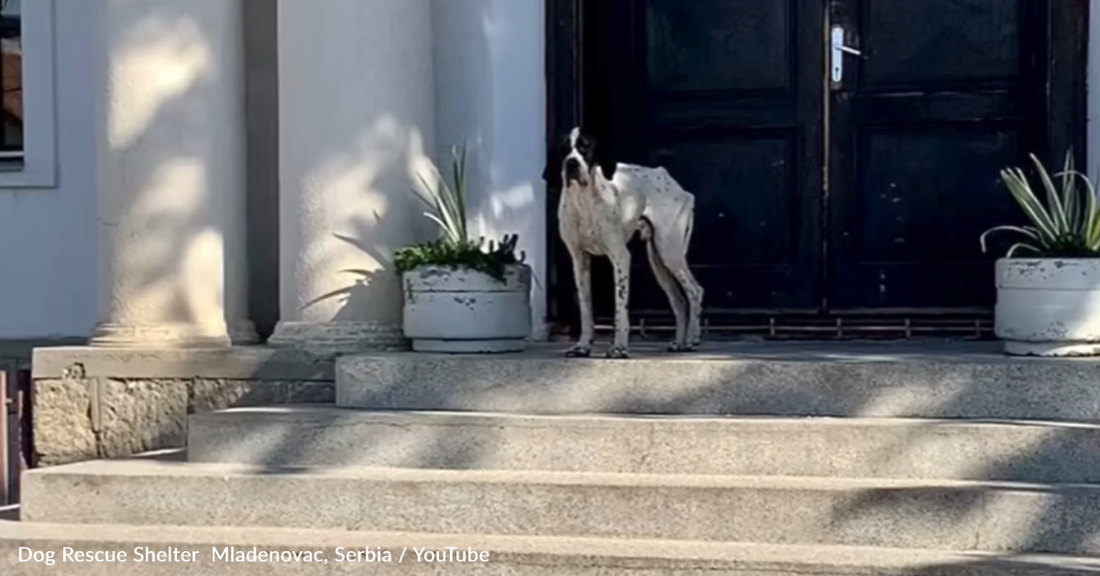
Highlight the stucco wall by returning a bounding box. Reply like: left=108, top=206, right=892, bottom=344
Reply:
left=4, top=1, right=1100, bottom=340
left=0, top=0, right=547, bottom=342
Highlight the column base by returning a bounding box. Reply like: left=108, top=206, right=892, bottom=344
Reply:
left=88, top=322, right=232, bottom=349
left=228, top=320, right=261, bottom=346
left=268, top=321, right=409, bottom=357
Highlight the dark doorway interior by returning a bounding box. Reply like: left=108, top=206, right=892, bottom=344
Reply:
left=545, top=0, right=1087, bottom=335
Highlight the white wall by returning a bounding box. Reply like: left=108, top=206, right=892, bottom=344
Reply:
left=0, top=0, right=98, bottom=339
left=432, top=0, right=548, bottom=338
left=0, top=0, right=548, bottom=342
left=11, top=1, right=1100, bottom=340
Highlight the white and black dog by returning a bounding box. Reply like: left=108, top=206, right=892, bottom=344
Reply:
left=545, top=128, right=703, bottom=359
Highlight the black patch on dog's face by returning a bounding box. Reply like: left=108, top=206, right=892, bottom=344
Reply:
left=543, top=129, right=599, bottom=188
left=573, top=133, right=597, bottom=168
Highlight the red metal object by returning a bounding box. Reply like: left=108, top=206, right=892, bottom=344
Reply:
left=1, top=371, right=8, bottom=505
left=1, top=369, right=32, bottom=505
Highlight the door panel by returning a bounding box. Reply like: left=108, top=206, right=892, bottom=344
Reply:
left=587, top=0, right=825, bottom=316
left=646, top=0, right=792, bottom=93
left=828, top=0, right=1047, bottom=311
left=861, top=0, right=1022, bottom=86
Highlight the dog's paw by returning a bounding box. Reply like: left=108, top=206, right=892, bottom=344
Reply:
left=564, top=345, right=592, bottom=358
left=605, top=346, right=630, bottom=359
left=668, top=342, right=695, bottom=353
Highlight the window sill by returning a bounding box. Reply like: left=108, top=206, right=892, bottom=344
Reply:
left=0, top=167, right=55, bottom=188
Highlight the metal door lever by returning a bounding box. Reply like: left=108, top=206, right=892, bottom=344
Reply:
left=831, top=25, right=861, bottom=83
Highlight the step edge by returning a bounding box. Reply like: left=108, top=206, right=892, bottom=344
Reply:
left=190, top=407, right=1100, bottom=431
left=5, top=520, right=1100, bottom=569
left=25, top=460, right=1100, bottom=492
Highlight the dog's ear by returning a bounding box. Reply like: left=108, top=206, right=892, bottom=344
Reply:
left=599, top=160, right=618, bottom=181
left=542, top=162, right=562, bottom=190
left=591, top=137, right=618, bottom=181
left=542, top=135, right=567, bottom=189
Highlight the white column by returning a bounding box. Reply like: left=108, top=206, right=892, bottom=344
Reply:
left=269, top=0, right=437, bottom=355
left=432, top=0, right=548, bottom=339
left=90, top=0, right=256, bottom=348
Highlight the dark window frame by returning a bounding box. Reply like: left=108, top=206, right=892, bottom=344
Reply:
left=0, top=9, right=22, bottom=162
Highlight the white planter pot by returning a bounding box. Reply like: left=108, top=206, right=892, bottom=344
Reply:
left=402, top=264, right=532, bottom=353
left=995, top=258, right=1100, bottom=356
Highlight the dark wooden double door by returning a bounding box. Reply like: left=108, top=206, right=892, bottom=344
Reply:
left=579, top=0, right=1085, bottom=319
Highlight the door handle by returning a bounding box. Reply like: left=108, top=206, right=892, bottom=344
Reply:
left=831, top=25, right=861, bottom=84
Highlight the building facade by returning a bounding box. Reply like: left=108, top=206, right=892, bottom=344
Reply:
left=0, top=0, right=1097, bottom=349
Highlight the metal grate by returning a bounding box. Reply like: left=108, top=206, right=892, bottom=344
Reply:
left=590, top=314, right=994, bottom=340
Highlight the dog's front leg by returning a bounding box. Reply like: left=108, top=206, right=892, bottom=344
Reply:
left=566, top=250, right=594, bottom=358
left=606, top=247, right=632, bottom=359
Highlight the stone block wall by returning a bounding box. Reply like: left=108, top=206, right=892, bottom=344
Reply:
left=31, top=348, right=335, bottom=466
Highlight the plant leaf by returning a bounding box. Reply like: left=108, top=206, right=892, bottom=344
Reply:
left=1060, top=152, right=1082, bottom=233
left=1005, top=242, right=1041, bottom=258
left=1000, top=168, right=1058, bottom=245
left=1031, top=154, right=1069, bottom=234
left=416, top=169, right=464, bottom=244
left=453, top=143, right=469, bottom=243
left=1071, top=170, right=1100, bottom=249
left=1061, top=169, right=1100, bottom=249
left=980, top=225, right=1041, bottom=254
left=423, top=212, right=453, bottom=237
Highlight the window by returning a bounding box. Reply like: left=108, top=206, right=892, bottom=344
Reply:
left=0, top=0, right=55, bottom=188
left=1, top=0, right=24, bottom=164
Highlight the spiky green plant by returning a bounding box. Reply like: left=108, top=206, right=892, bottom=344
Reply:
left=408, top=143, right=469, bottom=246
left=981, top=152, right=1100, bottom=258
left=395, top=144, right=525, bottom=281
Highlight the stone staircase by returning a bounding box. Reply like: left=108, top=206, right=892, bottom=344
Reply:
left=5, top=342, right=1100, bottom=574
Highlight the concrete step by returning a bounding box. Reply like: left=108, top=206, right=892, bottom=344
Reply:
left=335, top=344, right=1100, bottom=421
left=4, top=521, right=1100, bottom=576
left=188, top=406, right=1100, bottom=483
left=19, top=459, right=1100, bottom=555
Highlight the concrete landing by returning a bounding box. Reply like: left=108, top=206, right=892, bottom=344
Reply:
left=336, top=340, right=1100, bottom=420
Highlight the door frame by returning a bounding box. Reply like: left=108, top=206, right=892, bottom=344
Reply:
left=544, top=0, right=1089, bottom=334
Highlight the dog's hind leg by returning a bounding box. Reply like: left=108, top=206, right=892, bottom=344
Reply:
left=641, top=218, right=690, bottom=351
left=652, top=208, right=704, bottom=348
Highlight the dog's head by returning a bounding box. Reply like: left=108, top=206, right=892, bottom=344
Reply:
left=543, top=127, right=598, bottom=189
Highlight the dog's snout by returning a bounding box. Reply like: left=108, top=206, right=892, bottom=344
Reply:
left=565, top=157, right=583, bottom=183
